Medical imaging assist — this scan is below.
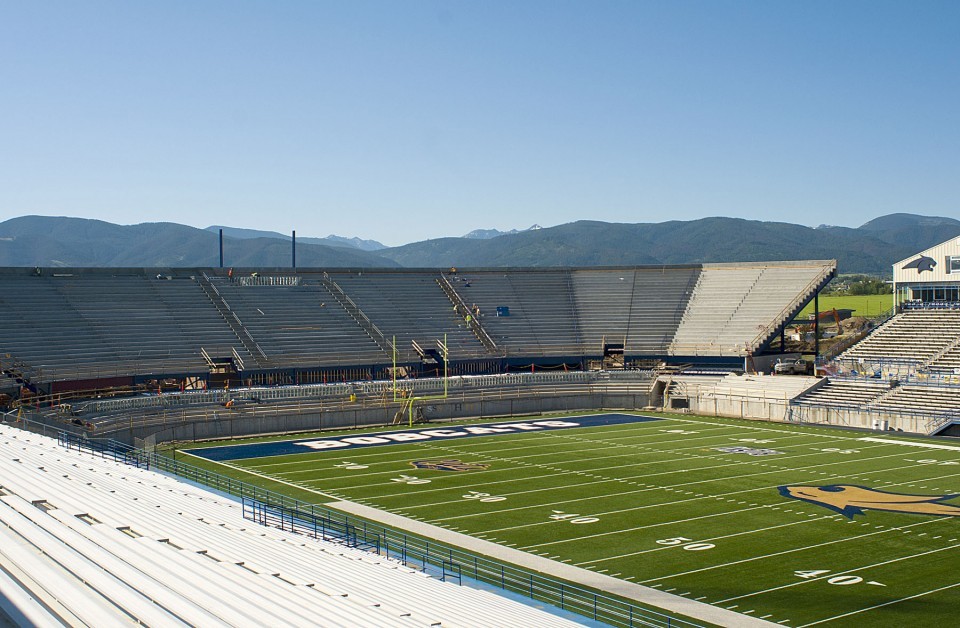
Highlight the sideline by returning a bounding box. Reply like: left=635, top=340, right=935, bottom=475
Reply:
left=858, top=437, right=960, bottom=451
left=330, top=500, right=777, bottom=628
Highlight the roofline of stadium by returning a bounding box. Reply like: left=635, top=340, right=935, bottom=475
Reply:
left=0, top=260, right=837, bottom=274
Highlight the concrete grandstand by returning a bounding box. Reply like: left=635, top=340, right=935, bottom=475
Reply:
left=0, top=262, right=834, bottom=390
left=7, top=252, right=960, bottom=625
left=0, top=262, right=837, bottom=441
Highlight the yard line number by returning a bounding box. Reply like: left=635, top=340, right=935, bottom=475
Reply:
left=550, top=510, right=600, bottom=524
left=463, top=491, right=506, bottom=502
left=390, top=474, right=431, bottom=485
left=656, top=537, right=716, bottom=551
left=795, top=570, right=885, bottom=587
left=335, top=461, right=369, bottom=470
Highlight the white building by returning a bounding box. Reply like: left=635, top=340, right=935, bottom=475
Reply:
left=893, top=235, right=960, bottom=307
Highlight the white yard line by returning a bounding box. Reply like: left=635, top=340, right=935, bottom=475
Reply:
left=574, top=467, right=960, bottom=565
left=858, top=437, right=960, bottom=451
left=472, top=449, right=937, bottom=534
left=330, top=500, right=779, bottom=628
left=178, top=450, right=340, bottom=501
left=716, top=540, right=960, bottom=604
left=564, top=513, right=838, bottom=562
left=798, top=580, right=960, bottom=627
left=645, top=518, right=946, bottom=586
left=238, top=420, right=734, bottom=473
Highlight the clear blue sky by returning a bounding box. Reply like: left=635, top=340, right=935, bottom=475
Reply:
left=1, top=1, right=958, bottom=246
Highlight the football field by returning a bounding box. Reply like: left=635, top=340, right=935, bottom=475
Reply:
left=185, top=413, right=960, bottom=627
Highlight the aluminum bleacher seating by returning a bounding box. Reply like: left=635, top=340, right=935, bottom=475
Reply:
left=838, top=310, right=960, bottom=367
left=0, top=261, right=835, bottom=387
left=210, top=277, right=388, bottom=367
left=328, top=271, right=487, bottom=361
left=793, top=379, right=892, bottom=409
left=571, top=267, right=699, bottom=355
left=670, top=262, right=832, bottom=357
left=930, top=343, right=960, bottom=374
left=440, top=270, right=571, bottom=356
left=0, top=423, right=580, bottom=627
left=0, top=273, right=248, bottom=382
left=865, top=384, right=960, bottom=418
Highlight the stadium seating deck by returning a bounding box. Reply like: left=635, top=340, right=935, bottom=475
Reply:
left=838, top=310, right=960, bottom=367
left=209, top=277, right=389, bottom=367
left=454, top=270, right=583, bottom=356
left=446, top=267, right=701, bottom=357
left=0, top=274, right=249, bottom=381
left=328, top=271, right=488, bottom=360
left=698, top=372, right=819, bottom=401
left=671, top=262, right=832, bottom=357
left=0, top=424, right=580, bottom=627
left=930, top=341, right=960, bottom=373
left=865, top=384, right=960, bottom=418
left=0, top=262, right=835, bottom=385
left=792, top=378, right=892, bottom=409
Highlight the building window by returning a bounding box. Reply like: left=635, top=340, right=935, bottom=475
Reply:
left=950, top=256, right=960, bottom=274
left=911, top=286, right=960, bottom=302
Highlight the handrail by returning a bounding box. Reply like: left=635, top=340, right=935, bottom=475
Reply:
left=320, top=272, right=395, bottom=357
left=436, top=275, right=501, bottom=355
left=76, top=370, right=644, bottom=414
left=231, top=347, right=246, bottom=372
left=39, top=422, right=701, bottom=628
left=748, top=264, right=836, bottom=353
left=197, top=273, right=271, bottom=368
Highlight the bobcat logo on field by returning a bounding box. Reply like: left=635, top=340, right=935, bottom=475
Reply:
left=411, top=459, right=490, bottom=472
left=778, top=484, right=960, bottom=518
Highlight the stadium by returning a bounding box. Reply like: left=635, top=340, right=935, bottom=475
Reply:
left=2, top=239, right=960, bottom=627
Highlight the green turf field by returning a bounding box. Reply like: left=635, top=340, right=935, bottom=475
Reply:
left=185, top=413, right=960, bottom=627
left=796, top=294, right=893, bottom=319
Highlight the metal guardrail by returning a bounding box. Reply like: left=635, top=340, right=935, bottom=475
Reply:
left=78, top=370, right=623, bottom=414
left=241, top=497, right=700, bottom=627
left=320, top=272, right=396, bottom=357
left=437, top=274, right=502, bottom=355
left=36, top=425, right=702, bottom=628
left=748, top=265, right=836, bottom=353
left=58, top=430, right=150, bottom=468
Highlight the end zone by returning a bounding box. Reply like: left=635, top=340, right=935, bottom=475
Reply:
left=186, top=413, right=661, bottom=462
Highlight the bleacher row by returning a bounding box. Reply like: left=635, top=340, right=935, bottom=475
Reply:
left=0, top=424, right=580, bottom=627
left=837, top=309, right=960, bottom=372
left=793, top=378, right=960, bottom=420
left=0, top=262, right=834, bottom=383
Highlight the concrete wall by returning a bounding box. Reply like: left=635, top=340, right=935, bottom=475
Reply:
left=682, top=391, right=940, bottom=435
left=687, top=396, right=792, bottom=423
left=113, top=390, right=652, bottom=445
left=784, top=404, right=933, bottom=434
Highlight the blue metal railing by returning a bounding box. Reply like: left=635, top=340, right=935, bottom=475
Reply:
left=57, top=430, right=149, bottom=468
left=51, top=427, right=702, bottom=628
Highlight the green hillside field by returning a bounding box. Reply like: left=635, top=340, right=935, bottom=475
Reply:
left=182, top=412, right=960, bottom=627
left=796, top=294, right=894, bottom=320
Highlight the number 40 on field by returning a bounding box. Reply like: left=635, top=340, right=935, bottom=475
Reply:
left=795, top=570, right=885, bottom=586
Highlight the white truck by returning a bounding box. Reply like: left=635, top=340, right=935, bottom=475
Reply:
left=774, top=358, right=809, bottom=375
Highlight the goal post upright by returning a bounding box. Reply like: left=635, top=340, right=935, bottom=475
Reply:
left=406, top=333, right=450, bottom=427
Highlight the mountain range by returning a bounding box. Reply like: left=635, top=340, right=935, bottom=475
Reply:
left=1, top=213, right=958, bottom=274
left=463, top=225, right=542, bottom=239
left=205, top=226, right=387, bottom=251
